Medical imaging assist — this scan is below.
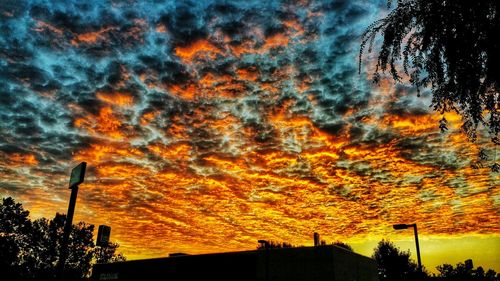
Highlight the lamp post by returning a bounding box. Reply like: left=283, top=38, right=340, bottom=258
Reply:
left=393, top=223, right=422, bottom=273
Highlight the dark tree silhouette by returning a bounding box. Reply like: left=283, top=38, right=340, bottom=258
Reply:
left=0, top=197, right=32, bottom=280
left=256, top=239, right=354, bottom=252
left=94, top=242, right=126, bottom=264
left=332, top=241, right=354, bottom=252
left=256, top=240, right=296, bottom=249
left=360, top=0, right=499, bottom=166
left=0, top=197, right=125, bottom=281
left=48, top=213, right=95, bottom=280
left=436, top=259, right=499, bottom=281
left=372, top=239, right=422, bottom=281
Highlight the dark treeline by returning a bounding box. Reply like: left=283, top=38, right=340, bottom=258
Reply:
left=257, top=240, right=297, bottom=249
left=0, top=197, right=125, bottom=281
left=257, top=239, right=353, bottom=252
left=256, top=239, right=499, bottom=280
left=373, top=240, right=499, bottom=281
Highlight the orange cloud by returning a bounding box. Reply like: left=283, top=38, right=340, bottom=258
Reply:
left=74, top=107, right=125, bottom=139
left=229, top=40, right=257, bottom=57
left=96, top=91, right=134, bottom=107
left=174, top=40, right=223, bottom=63
left=34, top=20, right=64, bottom=35
left=73, top=142, right=143, bottom=163
left=261, top=33, right=290, bottom=52
left=71, top=27, right=116, bottom=45
left=140, top=111, right=158, bottom=126
left=155, top=24, right=167, bottom=33
left=236, top=68, right=259, bottom=82
left=4, top=153, right=39, bottom=166
left=96, top=162, right=151, bottom=179
left=229, top=32, right=292, bottom=57
left=148, top=142, right=192, bottom=163
left=282, top=19, right=305, bottom=37
left=167, top=83, right=198, bottom=100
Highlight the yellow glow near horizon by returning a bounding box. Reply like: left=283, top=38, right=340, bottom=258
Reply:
left=350, top=235, right=500, bottom=274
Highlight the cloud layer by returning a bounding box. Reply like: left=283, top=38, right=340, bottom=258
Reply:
left=0, top=0, right=498, bottom=258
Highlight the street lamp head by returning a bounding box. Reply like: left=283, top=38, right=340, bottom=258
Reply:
left=393, top=224, right=409, bottom=230
left=392, top=223, right=422, bottom=272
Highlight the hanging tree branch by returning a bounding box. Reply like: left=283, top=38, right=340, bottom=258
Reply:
left=359, top=0, right=499, bottom=170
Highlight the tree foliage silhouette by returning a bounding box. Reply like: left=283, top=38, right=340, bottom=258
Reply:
left=436, top=259, right=499, bottom=281
left=94, top=242, right=126, bottom=264
left=332, top=241, right=353, bottom=252
left=256, top=239, right=354, bottom=252
left=1, top=197, right=30, bottom=280
left=372, top=239, right=421, bottom=281
left=360, top=0, right=499, bottom=155
left=0, top=197, right=125, bottom=281
left=256, top=240, right=296, bottom=249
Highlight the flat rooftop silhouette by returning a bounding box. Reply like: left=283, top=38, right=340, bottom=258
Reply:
left=92, top=245, right=378, bottom=281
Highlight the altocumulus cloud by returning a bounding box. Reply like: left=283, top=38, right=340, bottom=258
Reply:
left=0, top=0, right=498, bottom=258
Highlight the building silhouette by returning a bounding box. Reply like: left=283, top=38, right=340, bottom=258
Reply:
left=92, top=245, right=377, bottom=281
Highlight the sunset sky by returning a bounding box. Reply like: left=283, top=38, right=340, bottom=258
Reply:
left=0, top=0, right=498, bottom=273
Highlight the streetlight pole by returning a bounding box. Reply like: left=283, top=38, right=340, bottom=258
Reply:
left=412, top=224, right=422, bottom=272
left=393, top=223, right=422, bottom=273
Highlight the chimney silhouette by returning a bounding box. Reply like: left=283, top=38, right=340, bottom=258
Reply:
left=313, top=232, right=320, bottom=246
